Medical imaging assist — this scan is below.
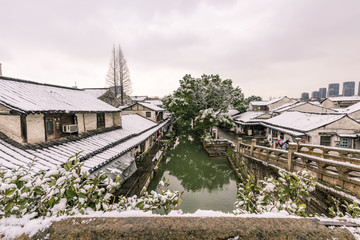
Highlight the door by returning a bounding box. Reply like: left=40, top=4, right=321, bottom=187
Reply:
left=45, top=116, right=62, bottom=140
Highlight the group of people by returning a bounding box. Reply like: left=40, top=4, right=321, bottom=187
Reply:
left=276, top=139, right=290, bottom=150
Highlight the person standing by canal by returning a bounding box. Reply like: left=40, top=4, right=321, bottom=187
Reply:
left=282, top=140, right=290, bottom=150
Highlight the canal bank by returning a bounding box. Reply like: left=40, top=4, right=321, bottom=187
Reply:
left=148, top=133, right=239, bottom=213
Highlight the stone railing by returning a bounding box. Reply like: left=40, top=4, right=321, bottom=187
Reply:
left=237, top=138, right=360, bottom=198
left=296, top=141, right=360, bottom=166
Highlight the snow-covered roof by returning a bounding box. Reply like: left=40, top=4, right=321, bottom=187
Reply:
left=0, top=114, right=170, bottom=180
left=273, top=101, right=336, bottom=113
left=340, top=102, right=360, bottom=114
left=0, top=76, right=119, bottom=114
left=250, top=97, right=285, bottom=106
left=327, top=96, right=360, bottom=102
left=226, top=109, right=240, bottom=117
left=336, top=133, right=359, bottom=138
left=138, top=102, right=164, bottom=111
left=83, top=88, right=108, bottom=99
left=123, top=102, right=164, bottom=111
left=233, top=111, right=269, bottom=126
left=144, top=99, right=163, bottom=107
left=272, top=102, right=301, bottom=112
left=263, top=111, right=346, bottom=133
left=130, top=96, right=147, bottom=101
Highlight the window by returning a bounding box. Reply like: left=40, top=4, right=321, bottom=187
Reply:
left=320, top=136, right=331, bottom=146
left=97, top=113, right=105, bottom=129
left=46, top=118, right=54, bottom=136
left=339, top=137, right=352, bottom=148
left=146, top=112, right=151, bottom=118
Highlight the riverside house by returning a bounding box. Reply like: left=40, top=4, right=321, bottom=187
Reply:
left=0, top=76, right=170, bottom=187
left=120, top=101, right=165, bottom=123
left=0, top=76, right=121, bottom=144
left=263, top=111, right=360, bottom=149
left=249, top=96, right=297, bottom=112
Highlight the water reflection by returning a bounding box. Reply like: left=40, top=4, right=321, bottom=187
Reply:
left=148, top=133, right=238, bottom=213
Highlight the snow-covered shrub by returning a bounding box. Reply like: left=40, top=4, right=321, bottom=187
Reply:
left=233, top=170, right=316, bottom=216
left=194, top=108, right=235, bottom=137
left=0, top=154, right=181, bottom=219
left=120, top=179, right=182, bottom=215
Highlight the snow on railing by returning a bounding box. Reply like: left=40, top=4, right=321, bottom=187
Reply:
left=237, top=138, right=360, bottom=199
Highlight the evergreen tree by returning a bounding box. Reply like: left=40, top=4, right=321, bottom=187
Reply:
left=164, top=74, right=244, bottom=136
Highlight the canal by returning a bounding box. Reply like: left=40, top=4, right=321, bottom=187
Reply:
left=148, top=133, right=239, bottom=213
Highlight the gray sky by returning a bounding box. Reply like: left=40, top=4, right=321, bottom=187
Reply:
left=1, top=0, right=360, bottom=99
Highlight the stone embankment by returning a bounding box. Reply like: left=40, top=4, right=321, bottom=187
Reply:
left=26, top=217, right=355, bottom=240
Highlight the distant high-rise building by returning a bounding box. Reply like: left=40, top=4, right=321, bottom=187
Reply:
left=358, top=82, right=360, bottom=96
left=301, top=92, right=309, bottom=100
left=312, top=91, right=320, bottom=99
left=319, top=88, right=327, bottom=98
left=328, top=83, right=340, bottom=97
left=343, top=81, right=355, bottom=96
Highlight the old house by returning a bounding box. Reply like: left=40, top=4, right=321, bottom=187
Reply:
left=263, top=111, right=360, bottom=149
left=249, top=96, right=297, bottom=112
left=272, top=101, right=337, bottom=116
left=321, top=96, right=360, bottom=108
left=120, top=102, right=165, bottom=123
left=233, top=111, right=271, bottom=136
left=0, top=76, right=121, bottom=144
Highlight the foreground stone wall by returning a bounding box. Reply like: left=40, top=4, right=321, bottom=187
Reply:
left=30, top=217, right=354, bottom=240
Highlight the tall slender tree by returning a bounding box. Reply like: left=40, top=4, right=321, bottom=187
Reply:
left=105, top=45, right=132, bottom=104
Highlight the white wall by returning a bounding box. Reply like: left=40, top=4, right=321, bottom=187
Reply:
left=27, top=114, right=45, bottom=144
left=0, top=115, right=22, bottom=143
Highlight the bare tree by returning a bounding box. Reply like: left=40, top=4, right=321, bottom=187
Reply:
left=105, top=45, right=132, bottom=105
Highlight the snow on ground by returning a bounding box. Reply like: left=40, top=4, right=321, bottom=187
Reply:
left=0, top=210, right=301, bottom=239
left=1, top=210, right=360, bottom=239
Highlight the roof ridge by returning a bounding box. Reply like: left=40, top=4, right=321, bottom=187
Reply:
left=0, top=76, right=83, bottom=91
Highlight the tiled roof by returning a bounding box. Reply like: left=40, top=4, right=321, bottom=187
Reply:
left=138, top=102, right=164, bottom=111
left=0, top=76, right=119, bottom=113
left=327, top=96, right=360, bottom=102
left=250, top=97, right=285, bottom=106
left=130, top=96, right=147, bottom=101
left=263, top=111, right=346, bottom=132
left=122, top=102, right=165, bottom=111
left=83, top=88, right=108, bottom=99
left=0, top=114, right=170, bottom=182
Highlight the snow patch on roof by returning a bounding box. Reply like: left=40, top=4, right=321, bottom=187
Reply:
left=328, top=96, right=360, bottom=102
left=0, top=77, right=119, bottom=113
left=234, top=111, right=266, bottom=123
left=138, top=102, right=164, bottom=111
left=251, top=97, right=285, bottom=106
left=130, top=96, right=147, bottom=101
left=83, top=88, right=108, bottom=99
left=263, top=111, right=345, bottom=132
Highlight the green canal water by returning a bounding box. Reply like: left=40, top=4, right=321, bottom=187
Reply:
left=148, top=133, right=239, bottom=213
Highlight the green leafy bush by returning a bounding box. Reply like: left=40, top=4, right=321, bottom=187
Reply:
left=0, top=154, right=181, bottom=219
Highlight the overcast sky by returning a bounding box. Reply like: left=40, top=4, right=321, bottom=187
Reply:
left=1, top=0, right=360, bottom=99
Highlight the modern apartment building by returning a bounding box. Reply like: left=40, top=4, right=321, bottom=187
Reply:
left=328, top=83, right=340, bottom=97
left=301, top=92, right=309, bottom=100
left=319, top=88, right=327, bottom=98
left=312, top=91, right=320, bottom=99
left=343, top=81, right=355, bottom=96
